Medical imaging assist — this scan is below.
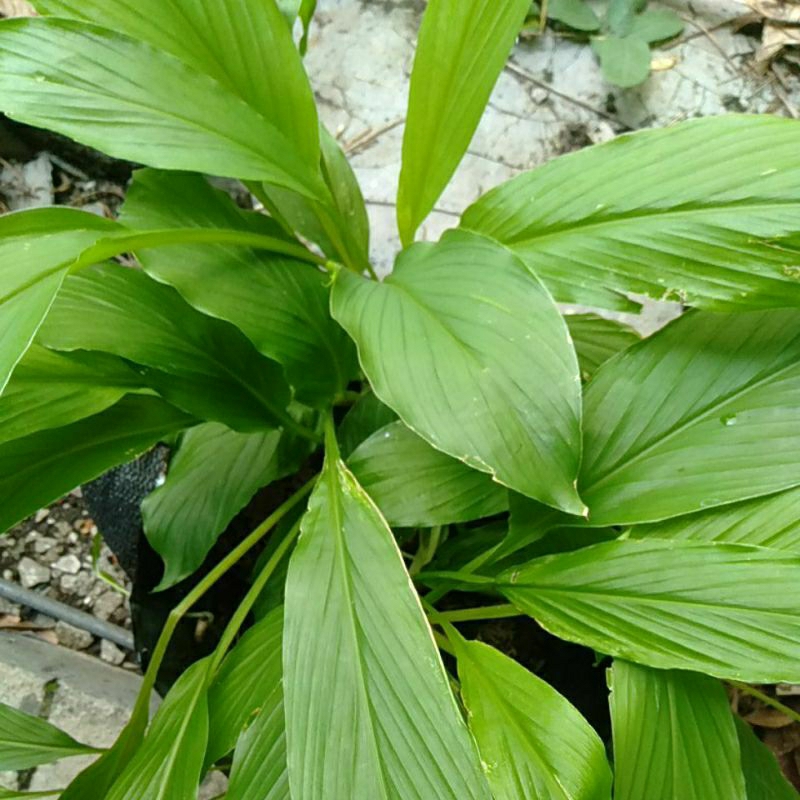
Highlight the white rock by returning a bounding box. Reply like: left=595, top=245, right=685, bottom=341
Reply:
left=99, top=640, right=125, bottom=666
left=33, top=536, right=57, bottom=554
left=18, top=557, right=50, bottom=589
left=34, top=508, right=49, bottom=523
left=53, top=555, right=81, bottom=575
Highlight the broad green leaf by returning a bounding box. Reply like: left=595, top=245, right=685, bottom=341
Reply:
left=0, top=396, right=192, bottom=534
left=630, top=9, right=684, bottom=43
left=564, top=314, right=639, bottom=381
left=0, top=19, right=325, bottom=197
left=35, top=0, right=320, bottom=166
left=226, top=690, right=289, bottom=800
left=257, top=125, right=370, bottom=271
left=580, top=309, right=800, bottom=525
left=0, top=345, right=145, bottom=446
left=736, top=717, right=799, bottom=800
left=349, top=421, right=508, bottom=527
left=609, top=661, right=746, bottom=800
left=498, top=539, right=800, bottom=682
left=143, top=423, right=289, bottom=590
left=337, top=392, right=397, bottom=460
left=0, top=207, right=119, bottom=393
left=120, top=169, right=357, bottom=405
left=283, top=443, right=491, bottom=799
left=106, top=658, right=210, bottom=800
left=593, top=36, right=651, bottom=88
left=397, top=0, right=530, bottom=244
left=39, top=263, right=300, bottom=435
left=331, top=229, right=584, bottom=514
left=209, top=609, right=288, bottom=799
left=630, top=485, right=800, bottom=551
left=0, top=701, right=97, bottom=770
left=548, top=0, right=600, bottom=31
left=207, top=608, right=284, bottom=768
left=454, top=636, right=612, bottom=800
left=461, top=115, right=800, bottom=311
left=298, top=0, right=317, bottom=54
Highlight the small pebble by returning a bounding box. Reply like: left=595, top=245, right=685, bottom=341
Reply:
left=55, top=621, right=93, bottom=650
left=18, top=557, right=50, bottom=589
left=531, top=87, right=549, bottom=104
left=0, top=597, right=20, bottom=615
left=2, top=570, right=12, bottom=581
left=33, top=537, right=57, bottom=554
left=34, top=509, right=49, bottom=523
left=53, top=554, right=81, bottom=575
left=100, top=639, right=126, bottom=666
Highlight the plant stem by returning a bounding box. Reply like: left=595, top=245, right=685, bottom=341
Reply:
left=409, top=526, right=443, bottom=577
left=433, top=630, right=455, bottom=656
left=434, top=603, right=521, bottom=623
left=728, top=680, right=800, bottom=726
left=423, top=545, right=499, bottom=605
left=209, top=516, right=304, bottom=674
left=130, top=475, right=317, bottom=720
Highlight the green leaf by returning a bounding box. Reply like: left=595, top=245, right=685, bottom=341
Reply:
left=0, top=790, right=62, bottom=799
left=0, top=396, right=192, bottom=534
left=0, top=207, right=119, bottom=393
left=37, top=0, right=319, bottom=163
left=337, top=392, right=398, bottom=460
left=630, top=485, right=800, bottom=551
left=453, top=636, right=612, bottom=800
left=211, top=609, right=288, bottom=799
left=106, top=658, right=210, bottom=800
left=283, top=442, right=491, bottom=799
left=498, top=539, right=800, bottom=682
left=258, top=125, right=371, bottom=271
left=143, top=423, right=290, bottom=590
left=0, top=345, right=146, bottom=446
left=630, top=9, right=684, bottom=43
left=298, top=0, right=317, bottom=54
left=39, top=263, right=300, bottom=435
left=331, top=229, right=584, bottom=514
left=592, top=35, right=651, bottom=87
left=226, top=691, right=289, bottom=800
left=548, top=0, right=600, bottom=31
left=397, top=0, right=530, bottom=244
left=606, top=0, right=645, bottom=36
left=580, top=310, right=800, bottom=525
left=736, top=717, right=800, bottom=800
left=0, top=18, right=325, bottom=197
left=0, top=701, right=97, bottom=770
left=206, top=607, right=284, bottom=767
left=609, top=661, right=746, bottom=800
left=120, top=169, right=357, bottom=406
left=349, top=421, right=507, bottom=527
left=461, top=115, right=800, bottom=311
left=564, top=314, right=639, bottom=381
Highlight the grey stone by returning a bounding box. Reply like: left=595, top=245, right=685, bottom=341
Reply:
left=99, top=640, right=125, bottom=666
left=18, top=557, right=50, bottom=589
left=34, top=508, right=49, bottom=524
left=93, top=591, right=124, bottom=622
left=199, top=771, right=228, bottom=800
left=55, top=621, right=93, bottom=651
left=52, top=555, right=81, bottom=575
left=0, top=597, right=20, bottom=616
left=32, top=536, right=57, bottom=555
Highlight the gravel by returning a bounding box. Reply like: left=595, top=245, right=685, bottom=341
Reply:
left=17, top=558, right=50, bottom=589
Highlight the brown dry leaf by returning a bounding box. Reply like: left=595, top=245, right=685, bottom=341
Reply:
left=747, top=0, right=800, bottom=66
left=745, top=707, right=797, bottom=729
left=0, top=0, right=36, bottom=17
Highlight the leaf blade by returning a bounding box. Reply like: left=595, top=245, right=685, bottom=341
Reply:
left=397, top=0, right=530, bottom=243
left=609, top=661, right=746, bottom=800
left=499, top=539, right=800, bottom=682
left=283, top=448, right=491, bottom=799
left=331, top=229, right=584, bottom=513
